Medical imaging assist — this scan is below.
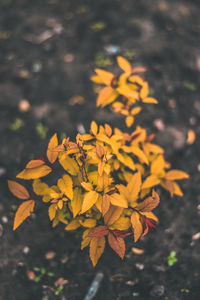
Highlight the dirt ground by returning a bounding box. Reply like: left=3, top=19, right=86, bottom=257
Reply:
left=0, top=0, right=200, bottom=299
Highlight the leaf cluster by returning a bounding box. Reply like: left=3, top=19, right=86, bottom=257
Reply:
left=8, top=57, right=189, bottom=267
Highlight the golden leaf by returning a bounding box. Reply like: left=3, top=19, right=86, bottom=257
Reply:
left=81, top=182, right=93, bottom=191
left=59, top=153, right=79, bottom=175
left=71, top=188, right=83, bottom=217
left=151, top=155, right=165, bottom=176
left=108, top=193, right=128, bottom=208
left=140, top=82, right=149, bottom=99
left=89, top=236, right=105, bottom=267
left=13, top=200, right=35, bottom=230
left=58, top=174, right=73, bottom=200
left=8, top=180, right=30, bottom=200
left=90, top=121, right=98, bottom=135
left=95, top=68, right=114, bottom=85
left=110, top=216, right=130, bottom=231
left=104, top=205, right=123, bottom=226
left=81, top=190, right=99, bottom=213
left=125, top=115, right=134, bottom=128
left=65, top=219, right=81, bottom=231
left=97, top=87, right=118, bottom=107
left=79, top=218, right=96, bottom=228
left=47, top=133, right=58, bottom=164
left=131, top=211, right=143, bottom=242
left=131, top=146, right=149, bottom=165
left=117, top=56, right=132, bottom=74
left=48, top=203, right=57, bottom=221
left=33, top=179, right=49, bottom=196
left=142, top=175, right=160, bottom=189
left=17, top=164, right=52, bottom=180
left=142, top=97, right=158, bottom=104
left=165, top=170, right=189, bottom=181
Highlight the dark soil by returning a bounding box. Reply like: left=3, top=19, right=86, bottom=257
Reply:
left=0, top=0, right=200, bottom=299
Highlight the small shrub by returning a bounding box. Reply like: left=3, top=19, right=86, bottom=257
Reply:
left=8, top=57, right=189, bottom=266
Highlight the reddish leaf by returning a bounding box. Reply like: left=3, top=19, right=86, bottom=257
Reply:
left=88, top=226, right=109, bottom=237
left=8, top=180, right=30, bottom=200
left=108, top=232, right=125, bottom=259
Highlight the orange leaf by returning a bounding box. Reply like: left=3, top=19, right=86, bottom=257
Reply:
left=132, top=67, right=147, bottom=73
left=95, top=69, right=114, bottom=85
left=165, top=170, right=189, bottom=181
left=89, top=236, right=105, bottom=267
left=140, top=82, right=149, bottom=98
left=97, top=86, right=118, bottom=107
left=117, top=56, right=132, bottom=74
left=13, top=200, right=35, bottom=230
left=125, top=116, right=134, bottom=128
left=142, top=97, right=158, bottom=104
left=108, top=193, right=128, bottom=208
left=90, top=121, right=98, bottom=135
left=47, top=133, right=58, bottom=164
left=104, top=205, right=123, bottom=226
left=96, top=144, right=105, bottom=159
left=17, top=164, right=52, bottom=180
left=108, top=232, right=125, bottom=259
left=8, top=180, right=30, bottom=200
left=26, top=159, right=45, bottom=168
left=102, top=194, right=110, bottom=216
left=104, top=123, right=112, bottom=137
left=88, top=226, right=109, bottom=237
left=136, top=190, right=160, bottom=212
left=131, top=211, right=143, bottom=242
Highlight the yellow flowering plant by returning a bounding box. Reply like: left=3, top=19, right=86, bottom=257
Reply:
left=8, top=57, right=189, bottom=266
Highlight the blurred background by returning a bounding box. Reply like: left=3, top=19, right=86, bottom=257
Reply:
left=0, top=0, right=200, bottom=299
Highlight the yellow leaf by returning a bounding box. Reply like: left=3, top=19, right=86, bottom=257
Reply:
left=71, top=188, right=83, bottom=217
left=8, top=180, right=30, bottom=199
left=131, top=106, right=142, bottom=115
left=65, top=219, right=80, bottom=231
left=13, top=200, right=35, bottom=230
left=98, top=160, right=105, bottom=176
left=81, top=182, right=93, bottom=191
left=81, top=191, right=99, bottom=213
left=89, top=236, right=105, bottom=267
left=140, top=211, right=158, bottom=223
left=96, top=133, right=110, bottom=144
left=97, top=173, right=110, bottom=191
left=120, top=154, right=135, bottom=171
left=48, top=203, right=57, bottom=221
left=59, top=153, right=79, bottom=175
left=165, top=170, right=189, bottom=181
left=142, top=97, right=158, bottom=104
left=108, top=193, right=128, bottom=208
left=33, top=179, right=49, bottom=196
left=129, top=75, right=144, bottom=85
left=142, top=175, right=160, bottom=189
left=127, top=171, right=142, bottom=204
left=90, top=74, right=104, bottom=84
left=95, top=68, right=114, bottom=85
left=125, top=115, right=134, bottom=127
left=117, top=56, right=132, bottom=73
left=47, top=133, right=58, bottom=164
left=58, top=174, right=73, bottom=200
left=104, top=205, right=123, bottom=226
left=97, top=87, right=118, bottom=107
left=58, top=200, right=63, bottom=209
left=131, top=146, right=149, bottom=165
left=17, top=164, right=52, bottom=180
left=143, top=143, right=164, bottom=155
left=110, top=216, right=130, bottom=230
left=186, top=129, right=196, bottom=145
left=81, top=229, right=92, bottom=249
left=140, top=82, right=149, bottom=98
left=102, top=194, right=110, bottom=216
left=117, top=85, right=138, bottom=100
left=104, top=123, right=112, bottom=137
left=95, top=194, right=103, bottom=212
left=90, top=121, right=98, bottom=135
left=173, top=182, right=183, bottom=196
left=131, top=211, right=143, bottom=242
left=151, top=155, right=165, bottom=176
left=79, top=218, right=97, bottom=228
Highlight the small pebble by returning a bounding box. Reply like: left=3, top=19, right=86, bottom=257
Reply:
left=1, top=216, right=8, bottom=224
left=18, top=99, right=30, bottom=113
left=45, top=251, right=56, bottom=260
left=150, top=285, right=165, bottom=297
left=192, top=232, right=200, bottom=240
left=0, top=167, right=6, bottom=176
left=153, top=265, right=166, bottom=272
left=61, top=255, right=69, bottom=264
left=23, top=246, right=30, bottom=254
left=154, top=119, right=165, bottom=131
left=132, top=292, right=139, bottom=297
left=64, top=54, right=74, bottom=63
left=197, top=164, right=200, bottom=172
left=135, top=263, right=144, bottom=270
